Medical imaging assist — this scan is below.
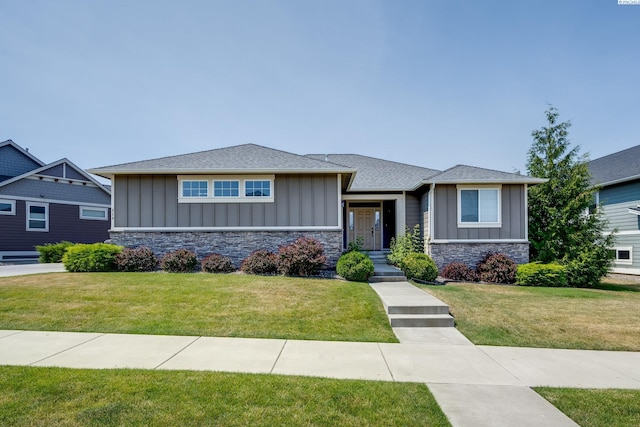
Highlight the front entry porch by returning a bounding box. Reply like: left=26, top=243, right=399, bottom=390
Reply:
left=343, top=200, right=398, bottom=251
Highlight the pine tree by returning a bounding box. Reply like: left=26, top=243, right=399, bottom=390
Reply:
left=527, top=106, right=614, bottom=287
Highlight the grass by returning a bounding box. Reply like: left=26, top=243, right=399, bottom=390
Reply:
left=418, top=280, right=640, bottom=351
left=0, top=366, right=451, bottom=427
left=535, top=388, right=640, bottom=427
left=0, top=272, right=397, bottom=343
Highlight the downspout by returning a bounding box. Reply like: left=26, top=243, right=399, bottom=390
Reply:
left=524, top=183, right=528, bottom=241
left=429, top=183, right=435, bottom=251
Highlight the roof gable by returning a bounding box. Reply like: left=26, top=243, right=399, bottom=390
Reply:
left=0, top=139, right=45, bottom=181
left=89, top=144, right=354, bottom=178
left=589, top=145, right=640, bottom=187
left=306, top=154, right=441, bottom=191
left=429, top=165, right=546, bottom=184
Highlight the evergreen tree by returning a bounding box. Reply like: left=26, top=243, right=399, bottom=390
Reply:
left=527, top=106, right=614, bottom=287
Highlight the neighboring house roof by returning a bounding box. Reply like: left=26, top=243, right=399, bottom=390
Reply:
left=0, top=158, right=111, bottom=197
left=0, top=139, right=45, bottom=168
left=429, top=165, right=547, bottom=185
left=0, top=139, right=46, bottom=182
left=588, top=144, right=640, bottom=187
left=306, top=154, right=441, bottom=191
left=89, top=144, right=355, bottom=178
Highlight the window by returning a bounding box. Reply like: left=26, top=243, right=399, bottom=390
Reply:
left=26, top=202, right=48, bottom=232
left=458, top=186, right=501, bottom=227
left=214, top=180, right=239, bottom=197
left=178, top=175, right=274, bottom=203
left=610, top=247, right=633, bottom=265
left=182, top=181, right=208, bottom=198
left=80, top=206, right=108, bottom=221
left=245, top=180, right=270, bottom=197
left=0, top=199, right=15, bottom=215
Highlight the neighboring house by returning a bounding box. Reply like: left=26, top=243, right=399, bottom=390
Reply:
left=89, top=143, right=544, bottom=268
left=0, top=140, right=112, bottom=261
left=589, top=145, right=640, bottom=275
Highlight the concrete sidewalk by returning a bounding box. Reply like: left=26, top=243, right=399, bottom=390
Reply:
left=0, top=263, right=65, bottom=277
left=1, top=329, right=639, bottom=426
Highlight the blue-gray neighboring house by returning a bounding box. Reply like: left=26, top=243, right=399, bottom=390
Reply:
left=0, top=139, right=112, bottom=261
left=589, top=145, right=640, bottom=275
left=89, top=143, right=545, bottom=268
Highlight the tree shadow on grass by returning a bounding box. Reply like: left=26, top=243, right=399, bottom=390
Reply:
left=593, top=282, right=640, bottom=292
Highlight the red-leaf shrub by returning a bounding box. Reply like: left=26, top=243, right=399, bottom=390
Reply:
left=115, top=246, right=159, bottom=272
left=201, top=253, right=236, bottom=273
left=161, top=249, right=198, bottom=273
left=277, top=237, right=327, bottom=277
left=476, top=252, right=517, bottom=284
left=241, top=250, right=278, bottom=275
left=441, top=262, right=478, bottom=282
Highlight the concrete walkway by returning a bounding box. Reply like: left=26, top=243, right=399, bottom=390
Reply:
left=1, top=266, right=640, bottom=426
left=0, top=262, right=65, bottom=277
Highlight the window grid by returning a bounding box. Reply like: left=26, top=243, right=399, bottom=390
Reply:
left=182, top=181, right=208, bottom=197
left=245, top=180, right=271, bottom=197
left=214, top=181, right=240, bottom=197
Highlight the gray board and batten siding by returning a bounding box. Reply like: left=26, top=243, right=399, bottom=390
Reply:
left=114, top=174, right=340, bottom=229
left=432, top=184, right=527, bottom=240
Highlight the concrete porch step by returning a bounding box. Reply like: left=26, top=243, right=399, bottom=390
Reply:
left=387, top=304, right=450, bottom=315
left=389, top=314, right=455, bottom=328
left=369, top=275, right=408, bottom=283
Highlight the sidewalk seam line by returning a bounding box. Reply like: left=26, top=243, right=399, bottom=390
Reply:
left=377, top=343, right=395, bottom=382
left=28, top=332, right=107, bottom=366
left=270, top=340, right=288, bottom=374
left=0, top=330, right=24, bottom=340
left=154, top=336, right=201, bottom=369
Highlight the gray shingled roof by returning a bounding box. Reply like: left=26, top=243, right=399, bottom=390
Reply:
left=89, top=144, right=354, bottom=178
left=429, top=165, right=546, bottom=184
left=588, top=145, right=640, bottom=186
left=306, top=154, right=441, bottom=191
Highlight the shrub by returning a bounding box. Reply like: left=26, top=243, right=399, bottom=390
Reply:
left=161, top=249, right=198, bottom=273
left=441, top=262, right=478, bottom=282
left=277, top=237, right=327, bottom=276
left=201, top=253, right=236, bottom=273
left=516, top=262, right=568, bottom=287
left=240, top=250, right=278, bottom=275
left=401, top=253, right=438, bottom=282
left=336, top=251, right=375, bottom=282
left=476, top=252, right=517, bottom=284
left=62, top=243, right=122, bottom=272
left=388, top=225, right=423, bottom=266
left=115, top=246, right=159, bottom=272
left=36, top=241, right=74, bottom=263
left=563, top=244, right=614, bottom=287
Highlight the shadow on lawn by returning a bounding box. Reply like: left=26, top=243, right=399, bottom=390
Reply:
left=593, top=282, right=640, bottom=292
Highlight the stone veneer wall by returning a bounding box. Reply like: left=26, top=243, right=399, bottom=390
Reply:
left=428, top=242, right=529, bottom=270
left=109, top=230, right=343, bottom=268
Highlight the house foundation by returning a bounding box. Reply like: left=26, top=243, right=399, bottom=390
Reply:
left=428, top=242, right=529, bottom=270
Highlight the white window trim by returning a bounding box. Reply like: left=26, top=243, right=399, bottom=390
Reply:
left=0, top=198, right=16, bottom=216
left=26, top=202, right=49, bottom=232
left=178, top=175, right=275, bottom=203
left=457, top=185, right=502, bottom=228
left=612, top=246, right=633, bottom=265
left=79, top=206, right=109, bottom=221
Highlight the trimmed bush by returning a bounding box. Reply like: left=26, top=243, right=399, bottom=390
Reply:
left=336, top=251, right=375, bottom=282
left=388, top=225, right=423, bottom=266
left=115, top=246, right=159, bottom=272
left=36, top=241, right=74, bottom=263
left=62, top=243, right=122, bottom=272
left=441, top=262, right=478, bottom=282
left=161, top=249, right=198, bottom=273
left=201, top=253, right=236, bottom=273
left=516, top=262, right=568, bottom=287
left=277, top=237, right=327, bottom=277
left=240, top=250, right=278, bottom=275
left=401, top=253, right=438, bottom=282
left=476, top=252, right=517, bottom=284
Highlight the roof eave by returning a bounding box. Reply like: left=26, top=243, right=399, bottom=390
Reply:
left=87, top=167, right=356, bottom=177
left=593, top=174, right=640, bottom=188
left=430, top=178, right=548, bottom=185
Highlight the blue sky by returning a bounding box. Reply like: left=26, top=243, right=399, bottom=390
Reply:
left=2, top=1, right=639, bottom=180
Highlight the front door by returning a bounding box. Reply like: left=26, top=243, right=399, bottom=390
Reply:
left=353, top=208, right=381, bottom=251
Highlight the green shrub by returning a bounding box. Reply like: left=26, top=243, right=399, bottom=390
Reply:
left=240, top=250, right=278, bottom=275
left=201, top=253, right=236, bottom=273
left=476, top=252, right=517, bottom=284
left=115, top=246, right=159, bottom=272
left=441, top=262, right=478, bottom=282
left=336, top=251, right=375, bottom=282
left=516, top=262, right=568, bottom=287
left=160, top=249, right=198, bottom=273
left=388, top=225, right=423, bottom=266
left=62, top=243, right=122, bottom=272
left=277, top=237, right=327, bottom=277
left=563, top=245, right=614, bottom=287
left=36, top=241, right=75, bottom=263
left=401, top=253, right=438, bottom=282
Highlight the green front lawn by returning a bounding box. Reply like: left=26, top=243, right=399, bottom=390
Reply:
left=535, top=388, right=640, bottom=427
left=0, top=273, right=397, bottom=343
left=0, top=366, right=451, bottom=427
left=419, top=281, right=640, bottom=351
